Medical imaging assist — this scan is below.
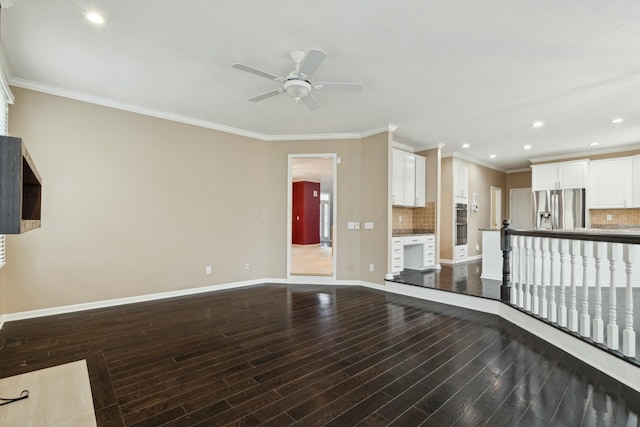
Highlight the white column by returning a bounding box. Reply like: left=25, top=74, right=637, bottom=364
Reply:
left=579, top=240, right=591, bottom=338
left=558, top=239, right=568, bottom=327
left=548, top=238, right=557, bottom=323
left=531, top=237, right=540, bottom=315
left=607, top=243, right=620, bottom=350
left=593, top=241, right=605, bottom=344
left=622, top=244, right=636, bottom=358
left=539, top=237, right=549, bottom=319
left=524, top=236, right=532, bottom=311
left=568, top=240, right=579, bottom=332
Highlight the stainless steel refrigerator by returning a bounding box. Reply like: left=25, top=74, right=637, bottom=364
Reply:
left=534, top=189, right=585, bottom=230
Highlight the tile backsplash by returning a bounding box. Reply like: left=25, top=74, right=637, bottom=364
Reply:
left=392, top=202, right=436, bottom=230
left=590, top=208, right=640, bottom=227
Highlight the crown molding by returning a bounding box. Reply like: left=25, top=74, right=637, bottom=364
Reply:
left=506, top=167, right=531, bottom=174
left=444, top=151, right=506, bottom=173
left=9, top=78, right=398, bottom=143
left=529, top=143, right=640, bottom=164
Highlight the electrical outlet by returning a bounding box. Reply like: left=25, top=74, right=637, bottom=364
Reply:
left=245, top=263, right=250, bottom=270
left=348, top=263, right=354, bottom=270
left=205, top=266, right=212, bottom=275
left=476, top=243, right=480, bottom=253
left=399, top=215, right=403, bottom=223
left=369, top=264, right=374, bottom=272
left=607, top=214, right=613, bottom=221
left=355, top=222, right=360, bottom=230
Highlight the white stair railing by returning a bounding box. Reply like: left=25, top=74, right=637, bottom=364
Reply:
left=501, top=221, right=638, bottom=362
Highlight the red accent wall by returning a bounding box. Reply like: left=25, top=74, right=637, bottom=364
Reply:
left=292, top=181, right=321, bottom=245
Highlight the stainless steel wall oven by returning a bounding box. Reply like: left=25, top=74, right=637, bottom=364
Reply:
left=455, top=203, right=467, bottom=245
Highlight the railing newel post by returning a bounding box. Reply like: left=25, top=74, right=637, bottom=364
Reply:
left=500, top=219, right=513, bottom=303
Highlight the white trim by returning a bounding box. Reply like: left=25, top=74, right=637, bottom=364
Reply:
left=287, top=153, right=337, bottom=282
left=2, top=278, right=272, bottom=322
left=480, top=272, right=502, bottom=281
left=0, top=46, right=14, bottom=104
left=9, top=78, right=396, bottom=143
left=466, top=254, right=482, bottom=262
left=447, top=151, right=507, bottom=172
left=529, top=145, right=640, bottom=164
left=440, top=258, right=454, bottom=265
left=385, top=281, right=640, bottom=392
left=506, top=167, right=531, bottom=174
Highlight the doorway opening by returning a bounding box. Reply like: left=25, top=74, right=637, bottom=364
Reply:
left=287, top=154, right=336, bottom=280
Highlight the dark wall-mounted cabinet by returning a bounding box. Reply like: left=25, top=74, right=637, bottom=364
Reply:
left=0, top=136, right=42, bottom=234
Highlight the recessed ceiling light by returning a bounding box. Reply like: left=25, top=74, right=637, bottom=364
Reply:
left=611, top=118, right=624, bottom=124
left=462, top=143, right=470, bottom=148
left=85, top=11, right=105, bottom=24
left=531, top=121, right=544, bottom=128
left=523, top=145, right=532, bottom=150
left=589, top=142, right=600, bottom=146
left=489, top=154, right=497, bottom=159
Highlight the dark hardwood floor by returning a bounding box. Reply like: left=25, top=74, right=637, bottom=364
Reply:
left=1, top=282, right=639, bottom=426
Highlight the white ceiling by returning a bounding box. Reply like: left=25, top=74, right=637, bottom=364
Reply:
left=3, top=1, right=640, bottom=170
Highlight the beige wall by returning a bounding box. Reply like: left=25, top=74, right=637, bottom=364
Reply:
left=440, top=156, right=506, bottom=260
left=440, top=157, right=453, bottom=259
left=4, top=87, right=390, bottom=313
left=359, top=132, right=390, bottom=284
left=466, top=161, right=506, bottom=257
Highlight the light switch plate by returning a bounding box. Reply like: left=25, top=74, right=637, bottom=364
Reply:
left=347, top=222, right=355, bottom=229
left=364, top=222, right=374, bottom=229
left=355, top=222, right=360, bottom=230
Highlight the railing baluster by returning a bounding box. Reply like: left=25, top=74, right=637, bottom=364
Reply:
left=593, top=241, right=605, bottom=344
left=548, top=238, right=557, bottom=323
left=568, top=240, right=579, bottom=332
left=539, top=237, right=548, bottom=319
left=622, top=244, right=635, bottom=358
left=524, top=236, right=532, bottom=311
left=607, top=243, right=619, bottom=351
left=511, top=235, right=520, bottom=306
left=532, top=237, right=540, bottom=315
left=579, top=240, right=591, bottom=338
left=518, top=235, right=525, bottom=308
left=558, top=239, right=568, bottom=327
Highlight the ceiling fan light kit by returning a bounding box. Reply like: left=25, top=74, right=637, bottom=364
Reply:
left=232, top=49, right=364, bottom=110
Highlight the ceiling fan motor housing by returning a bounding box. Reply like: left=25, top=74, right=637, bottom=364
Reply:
left=283, top=78, right=311, bottom=101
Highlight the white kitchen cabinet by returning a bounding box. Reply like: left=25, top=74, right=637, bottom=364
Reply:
left=633, top=156, right=640, bottom=207
left=392, top=148, right=426, bottom=207
left=531, top=160, right=588, bottom=191
left=391, top=237, right=404, bottom=274
left=589, top=158, right=632, bottom=209
left=392, top=149, right=406, bottom=206
left=415, top=156, right=426, bottom=207
left=454, top=163, right=468, bottom=204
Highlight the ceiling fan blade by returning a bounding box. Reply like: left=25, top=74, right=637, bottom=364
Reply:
left=249, top=88, right=285, bottom=102
left=302, top=94, right=321, bottom=111
left=232, top=63, right=285, bottom=82
left=313, top=82, right=364, bottom=93
left=299, top=49, right=327, bottom=79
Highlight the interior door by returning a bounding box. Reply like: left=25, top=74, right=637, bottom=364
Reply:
left=510, top=188, right=533, bottom=228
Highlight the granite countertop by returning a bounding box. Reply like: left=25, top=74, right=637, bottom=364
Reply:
left=392, top=228, right=435, bottom=236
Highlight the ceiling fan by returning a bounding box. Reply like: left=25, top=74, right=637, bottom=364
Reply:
left=232, top=49, right=364, bottom=111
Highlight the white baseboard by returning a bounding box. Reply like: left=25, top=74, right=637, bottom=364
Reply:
left=481, top=273, right=502, bottom=281
left=467, top=254, right=482, bottom=262
left=384, top=281, right=640, bottom=393
left=1, top=278, right=273, bottom=323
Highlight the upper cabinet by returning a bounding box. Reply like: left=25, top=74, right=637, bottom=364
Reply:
left=531, top=160, right=588, bottom=191
left=589, top=158, right=632, bottom=209
left=392, top=148, right=426, bottom=207
left=631, top=155, right=640, bottom=207
left=453, top=162, right=468, bottom=204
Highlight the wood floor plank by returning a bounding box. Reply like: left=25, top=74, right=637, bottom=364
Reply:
left=0, top=277, right=637, bottom=427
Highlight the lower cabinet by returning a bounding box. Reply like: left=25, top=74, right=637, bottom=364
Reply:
left=454, top=245, right=467, bottom=262
left=391, top=237, right=404, bottom=274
